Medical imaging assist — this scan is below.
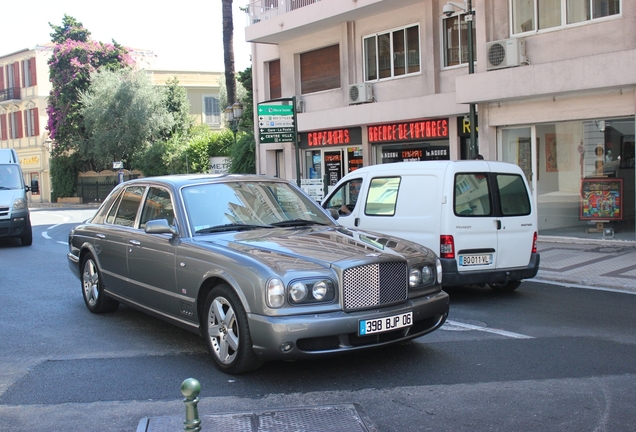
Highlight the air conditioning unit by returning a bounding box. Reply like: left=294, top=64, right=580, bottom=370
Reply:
left=486, top=38, right=526, bottom=71
left=348, top=83, right=373, bottom=105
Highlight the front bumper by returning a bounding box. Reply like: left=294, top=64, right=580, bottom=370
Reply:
left=0, top=214, right=29, bottom=239
left=440, top=253, right=540, bottom=287
left=247, top=290, right=449, bottom=361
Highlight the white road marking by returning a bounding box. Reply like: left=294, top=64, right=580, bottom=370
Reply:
left=443, top=320, right=534, bottom=339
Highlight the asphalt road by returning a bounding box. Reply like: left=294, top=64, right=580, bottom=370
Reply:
left=1, top=208, right=635, bottom=432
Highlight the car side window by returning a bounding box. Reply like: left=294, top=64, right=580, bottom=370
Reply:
left=454, top=173, right=492, bottom=216
left=139, top=187, right=175, bottom=229
left=112, top=186, right=145, bottom=227
left=365, top=177, right=400, bottom=216
left=324, top=178, right=363, bottom=216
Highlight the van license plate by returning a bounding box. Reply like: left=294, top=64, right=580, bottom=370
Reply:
left=359, top=312, right=412, bottom=336
left=459, top=254, right=493, bottom=266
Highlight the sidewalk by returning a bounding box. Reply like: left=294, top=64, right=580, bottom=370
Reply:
left=535, top=236, right=636, bottom=294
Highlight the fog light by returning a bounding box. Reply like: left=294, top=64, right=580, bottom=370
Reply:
left=279, top=341, right=294, bottom=352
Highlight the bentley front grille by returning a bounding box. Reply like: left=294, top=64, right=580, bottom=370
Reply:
left=342, top=262, right=407, bottom=311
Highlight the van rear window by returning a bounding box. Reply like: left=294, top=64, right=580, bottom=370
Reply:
left=496, top=174, right=531, bottom=216
left=454, top=174, right=491, bottom=216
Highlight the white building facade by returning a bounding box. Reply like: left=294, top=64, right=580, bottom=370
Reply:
left=246, top=0, right=635, bottom=240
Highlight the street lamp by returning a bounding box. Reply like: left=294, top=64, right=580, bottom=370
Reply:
left=224, top=101, right=244, bottom=146
left=444, top=0, right=477, bottom=159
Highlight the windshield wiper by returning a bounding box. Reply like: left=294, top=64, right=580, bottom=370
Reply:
left=270, top=219, right=328, bottom=227
left=196, top=223, right=273, bottom=234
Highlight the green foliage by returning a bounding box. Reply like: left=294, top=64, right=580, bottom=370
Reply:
left=228, top=133, right=256, bottom=174
left=162, top=77, right=194, bottom=138
left=80, top=68, right=175, bottom=170
left=236, top=67, right=253, bottom=131
left=47, top=15, right=132, bottom=180
left=49, top=14, right=90, bottom=44
left=49, top=153, right=80, bottom=201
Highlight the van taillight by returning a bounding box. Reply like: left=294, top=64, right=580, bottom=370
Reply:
left=532, top=231, right=537, bottom=254
left=440, top=235, right=455, bottom=259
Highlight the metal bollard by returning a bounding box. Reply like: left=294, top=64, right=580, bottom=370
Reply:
left=181, top=378, right=201, bottom=432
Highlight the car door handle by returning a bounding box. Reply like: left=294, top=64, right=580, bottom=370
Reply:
left=495, top=220, right=502, bottom=230
left=129, top=239, right=141, bottom=246
left=355, top=217, right=360, bottom=227
left=96, top=234, right=105, bottom=239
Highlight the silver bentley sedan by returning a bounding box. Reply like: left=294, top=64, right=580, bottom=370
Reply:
left=67, top=174, right=449, bottom=374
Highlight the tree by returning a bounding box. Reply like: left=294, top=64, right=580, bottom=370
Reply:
left=49, top=14, right=90, bottom=44
left=80, top=68, right=174, bottom=169
left=47, top=15, right=133, bottom=201
left=222, top=0, right=236, bottom=106
left=162, top=77, right=194, bottom=139
left=228, top=66, right=256, bottom=174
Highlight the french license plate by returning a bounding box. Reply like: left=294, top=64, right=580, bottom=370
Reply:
left=359, top=312, right=413, bottom=336
left=459, top=254, right=493, bottom=266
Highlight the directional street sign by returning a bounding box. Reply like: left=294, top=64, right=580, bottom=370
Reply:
left=257, top=103, right=295, bottom=143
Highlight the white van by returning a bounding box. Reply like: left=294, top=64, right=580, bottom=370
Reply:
left=322, top=160, right=539, bottom=291
left=0, top=149, right=39, bottom=246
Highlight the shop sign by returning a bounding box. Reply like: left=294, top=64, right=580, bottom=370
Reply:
left=457, top=115, right=479, bottom=137
left=21, top=156, right=40, bottom=165
left=381, top=146, right=448, bottom=163
left=369, top=119, right=449, bottom=143
left=300, top=127, right=362, bottom=149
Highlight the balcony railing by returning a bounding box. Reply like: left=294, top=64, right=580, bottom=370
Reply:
left=0, top=87, right=21, bottom=103
left=247, top=0, right=322, bottom=25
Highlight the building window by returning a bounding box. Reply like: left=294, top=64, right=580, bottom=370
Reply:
left=512, top=0, right=620, bottom=34
left=269, top=60, right=281, bottom=99
left=364, top=24, right=420, bottom=81
left=300, top=45, right=340, bottom=94
left=9, top=111, right=23, bottom=139
left=25, top=108, right=39, bottom=137
left=443, top=13, right=476, bottom=67
left=203, top=96, right=220, bottom=126
left=22, top=58, right=37, bottom=87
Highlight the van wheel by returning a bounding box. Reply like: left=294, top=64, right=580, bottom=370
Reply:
left=21, top=221, right=33, bottom=246
left=489, top=280, right=522, bottom=292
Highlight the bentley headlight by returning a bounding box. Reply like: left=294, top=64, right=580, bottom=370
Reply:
left=266, top=278, right=285, bottom=308
left=289, top=282, right=308, bottom=303
left=409, top=264, right=437, bottom=289
left=409, top=268, right=422, bottom=288
left=420, top=265, right=434, bottom=285
left=288, top=278, right=335, bottom=305
left=312, top=280, right=328, bottom=300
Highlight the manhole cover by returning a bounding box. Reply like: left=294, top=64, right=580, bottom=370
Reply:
left=139, top=403, right=378, bottom=432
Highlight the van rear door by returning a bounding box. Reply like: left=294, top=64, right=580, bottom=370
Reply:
left=447, top=163, right=534, bottom=273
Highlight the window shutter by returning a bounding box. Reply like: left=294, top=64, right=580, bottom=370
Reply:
left=269, top=60, right=281, bottom=99
left=33, top=108, right=39, bottom=137
left=13, top=62, right=21, bottom=89
left=0, top=114, right=7, bottom=141
left=300, top=45, right=340, bottom=95
left=17, top=111, right=24, bottom=138
left=0, top=67, right=4, bottom=91
left=30, top=58, right=37, bottom=86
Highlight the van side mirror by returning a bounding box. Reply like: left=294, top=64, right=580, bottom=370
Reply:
left=28, top=179, right=40, bottom=194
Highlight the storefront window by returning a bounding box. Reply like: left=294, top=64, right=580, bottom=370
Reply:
left=502, top=118, right=634, bottom=240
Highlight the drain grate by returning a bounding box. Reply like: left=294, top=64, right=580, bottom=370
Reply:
left=139, top=403, right=378, bottom=432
